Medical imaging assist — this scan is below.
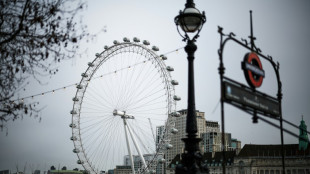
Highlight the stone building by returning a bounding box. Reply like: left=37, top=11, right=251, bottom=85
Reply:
left=165, top=109, right=206, bottom=165
left=113, top=166, right=131, bottom=174
left=233, top=144, right=310, bottom=174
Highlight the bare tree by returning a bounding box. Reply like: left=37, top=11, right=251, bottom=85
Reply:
left=0, top=0, right=95, bottom=134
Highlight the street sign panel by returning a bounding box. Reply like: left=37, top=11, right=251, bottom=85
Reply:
left=223, top=78, right=280, bottom=117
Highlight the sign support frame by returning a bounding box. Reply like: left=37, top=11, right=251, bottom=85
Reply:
left=217, top=11, right=285, bottom=173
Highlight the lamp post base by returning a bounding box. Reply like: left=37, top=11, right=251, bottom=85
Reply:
left=176, top=137, right=209, bottom=174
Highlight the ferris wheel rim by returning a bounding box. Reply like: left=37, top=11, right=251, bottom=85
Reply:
left=70, top=40, right=178, bottom=174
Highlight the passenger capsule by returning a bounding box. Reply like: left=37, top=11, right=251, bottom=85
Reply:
left=76, top=84, right=83, bottom=89
left=158, top=158, right=166, bottom=163
left=165, top=143, right=173, bottom=149
left=88, top=62, right=94, bottom=67
left=81, top=73, right=88, bottom=78
left=143, top=40, right=150, bottom=45
left=173, top=95, right=181, bottom=101
left=73, top=148, right=80, bottom=153
left=72, top=97, right=79, bottom=102
left=69, top=123, right=76, bottom=128
left=71, top=136, right=77, bottom=141
left=152, top=46, right=159, bottom=51
left=160, top=55, right=167, bottom=60
left=170, top=128, right=178, bottom=134
left=113, top=40, right=120, bottom=45
left=133, top=37, right=140, bottom=42
left=70, top=110, right=77, bottom=115
left=123, top=37, right=130, bottom=42
left=104, top=45, right=109, bottom=49
left=166, top=66, right=174, bottom=71
left=171, top=80, right=179, bottom=85
left=171, top=111, right=181, bottom=117
left=77, top=160, right=84, bottom=164
left=95, top=53, right=100, bottom=57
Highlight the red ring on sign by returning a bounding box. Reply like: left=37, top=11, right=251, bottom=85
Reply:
left=244, top=52, right=263, bottom=88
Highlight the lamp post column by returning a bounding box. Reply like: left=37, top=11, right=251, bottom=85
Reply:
left=176, top=39, right=207, bottom=174
left=185, top=39, right=197, bottom=138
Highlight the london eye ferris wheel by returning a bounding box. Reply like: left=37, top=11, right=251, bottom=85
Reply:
left=70, top=37, right=181, bottom=174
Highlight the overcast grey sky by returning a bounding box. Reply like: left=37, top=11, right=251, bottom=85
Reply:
left=1, top=0, right=310, bottom=173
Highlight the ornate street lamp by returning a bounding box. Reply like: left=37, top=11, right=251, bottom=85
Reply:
left=174, top=0, right=208, bottom=173
left=175, top=0, right=206, bottom=41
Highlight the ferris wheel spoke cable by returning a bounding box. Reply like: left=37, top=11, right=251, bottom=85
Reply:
left=86, top=82, right=116, bottom=107
left=133, top=119, right=156, bottom=148
left=123, top=55, right=152, bottom=103
left=87, top=118, right=116, bottom=155
left=126, top=88, right=166, bottom=113
left=124, top=55, right=148, bottom=97
left=115, top=51, right=135, bottom=105
left=116, top=64, right=156, bottom=110
left=96, top=66, right=118, bottom=106
left=126, top=91, right=166, bottom=112
left=81, top=98, right=112, bottom=110
left=121, top=62, right=158, bottom=108
left=97, top=74, right=117, bottom=107
left=128, top=64, right=159, bottom=96
left=127, top=99, right=167, bottom=113
left=106, top=119, right=126, bottom=168
left=84, top=117, right=120, bottom=168
left=80, top=117, right=108, bottom=132
left=120, top=51, right=139, bottom=100
left=91, top=120, right=120, bottom=169
left=113, top=55, right=128, bottom=109
left=83, top=87, right=115, bottom=111
left=127, top=121, right=153, bottom=155
left=130, top=106, right=168, bottom=115
left=116, top=52, right=132, bottom=104
left=78, top=113, right=110, bottom=118
left=124, top=80, right=164, bottom=111
left=116, top=69, right=143, bottom=110
left=79, top=106, right=110, bottom=113
left=81, top=123, right=105, bottom=144
left=80, top=115, right=113, bottom=136
left=80, top=118, right=107, bottom=132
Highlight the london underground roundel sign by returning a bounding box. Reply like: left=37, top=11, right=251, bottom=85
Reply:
left=242, top=52, right=265, bottom=88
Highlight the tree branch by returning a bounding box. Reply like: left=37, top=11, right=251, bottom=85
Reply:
left=0, top=0, right=30, bottom=46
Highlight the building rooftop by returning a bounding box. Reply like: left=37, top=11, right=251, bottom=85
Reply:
left=238, top=144, right=310, bottom=158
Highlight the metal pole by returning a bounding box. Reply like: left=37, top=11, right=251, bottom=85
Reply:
left=123, top=119, right=135, bottom=174
left=218, top=29, right=226, bottom=174
left=185, top=39, right=197, bottom=138
left=127, top=122, right=148, bottom=171
left=276, top=69, right=285, bottom=174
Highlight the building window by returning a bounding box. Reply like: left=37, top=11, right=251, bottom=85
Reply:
left=287, top=170, right=291, bottom=174
left=298, top=170, right=305, bottom=174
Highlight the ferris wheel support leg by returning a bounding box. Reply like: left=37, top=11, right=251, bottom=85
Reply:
left=123, top=119, right=136, bottom=174
left=126, top=122, right=148, bottom=171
